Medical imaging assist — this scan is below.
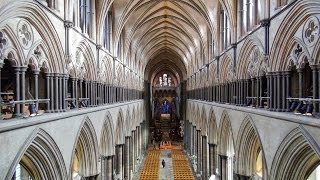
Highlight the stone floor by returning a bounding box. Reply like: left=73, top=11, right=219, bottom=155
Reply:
left=159, top=150, right=174, bottom=180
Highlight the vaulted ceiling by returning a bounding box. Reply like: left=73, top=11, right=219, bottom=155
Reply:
left=107, top=0, right=220, bottom=83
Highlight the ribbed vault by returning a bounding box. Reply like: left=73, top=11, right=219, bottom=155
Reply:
left=106, top=0, right=217, bottom=83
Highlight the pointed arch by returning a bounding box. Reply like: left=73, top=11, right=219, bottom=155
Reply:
left=235, top=116, right=267, bottom=178
left=218, top=110, right=235, bottom=156
left=100, top=111, right=115, bottom=156
left=207, top=107, right=218, bottom=144
left=270, top=127, right=320, bottom=180
left=0, top=1, right=65, bottom=73
left=70, top=117, right=99, bottom=177
left=200, top=106, right=208, bottom=136
left=6, top=128, right=67, bottom=180
left=115, top=108, right=125, bottom=145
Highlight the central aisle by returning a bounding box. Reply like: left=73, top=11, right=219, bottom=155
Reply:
left=139, top=144, right=195, bottom=180
left=159, top=150, right=174, bottom=180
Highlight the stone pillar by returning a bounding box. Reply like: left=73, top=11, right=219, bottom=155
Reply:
left=219, top=155, right=227, bottom=180
left=311, top=65, right=318, bottom=112
left=54, top=74, right=59, bottom=112
left=130, top=132, right=134, bottom=176
left=269, top=73, right=274, bottom=110
left=79, top=79, right=83, bottom=100
left=20, top=67, right=27, bottom=115
left=318, top=65, right=320, bottom=112
left=285, top=72, right=291, bottom=112
left=58, top=75, right=63, bottom=111
left=45, top=73, right=50, bottom=112
left=33, top=70, right=39, bottom=110
left=208, top=144, right=217, bottom=175
left=101, top=155, right=114, bottom=180
left=115, top=144, right=124, bottom=179
left=63, top=75, right=68, bottom=111
left=282, top=72, right=287, bottom=111
left=276, top=72, right=281, bottom=111
left=266, top=74, right=270, bottom=109
left=14, top=67, right=21, bottom=116
left=256, top=77, right=260, bottom=107
left=125, top=136, right=130, bottom=180
left=298, top=68, right=304, bottom=98
left=197, top=130, right=201, bottom=174
left=273, top=73, right=277, bottom=111
left=202, top=136, right=208, bottom=179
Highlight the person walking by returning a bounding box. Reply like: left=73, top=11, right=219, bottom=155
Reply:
left=162, top=159, right=165, bottom=168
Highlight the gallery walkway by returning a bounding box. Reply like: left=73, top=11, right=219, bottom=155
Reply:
left=138, top=144, right=194, bottom=180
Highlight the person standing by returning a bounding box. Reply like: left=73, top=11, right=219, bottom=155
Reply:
left=162, top=159, right=165, bottom=168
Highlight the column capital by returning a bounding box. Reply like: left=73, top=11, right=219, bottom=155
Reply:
left=33, top=69, right=40, bottom=75
left=64, top=20, right=74, bottom=28
left=260, top=19, right=270, bottom=27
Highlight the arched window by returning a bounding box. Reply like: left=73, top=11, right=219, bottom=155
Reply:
left=239, top=0, right=260, bottom=35
left=103, top=11, right=112, bottom=51
left=220, top=4, right=231, bottom=50
left=79, top=0, right=93, bottom=37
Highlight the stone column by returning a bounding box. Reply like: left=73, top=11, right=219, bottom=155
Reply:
left=101, top=155, right=113, bottom=180
left=193, top=126, right=196, bottom=156
left=318, top=65, right=320, bottom=112
left=259, top=76, right=264, bottom=108
left=197, top=130, right=201, bottom=174
left=20, top=67, right=27, bottom=115
left=311, top=65, right=318, bottom=112
left=79, top=79, right=83, bottom=100
left=208, top=144, right=217, bottom=176
left=202, top=136, right=208, bottom=179
left=269, top=73, right=274, bottom=110
left=107, top=155, right=114, bottom=180
left=33, top=70, right=39, bottom=110
left=266, top=74, right=270, bottom=109
left=276, top=72, right=281, bottom=111
left=115, top=144, right=124, bottom=179
left=62, top=75, right=67, bottom=111
left=220, top=155, right=227, bottom=180
left=58, top=75, right=63, bottom=111
left=14, top=67, right=21, bottom=116
left=282, top=72, right=287, bottom=111
left=54, top=74, right=59, bottom=112
left=273, top=73, right=277, bottom=111
left=298, top=68, right=304, bottom=98
left=124, top=136, right=131, bottom=179
left=285, top=72, right=291, bottom=112
left=256, top=77, right=260, bottom=108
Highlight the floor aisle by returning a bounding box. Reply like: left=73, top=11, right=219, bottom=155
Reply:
left=139, top=145, right=194, bottom=180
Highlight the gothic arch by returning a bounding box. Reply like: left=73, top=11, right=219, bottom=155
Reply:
left=200, top=106, right=208, bottom=136
left=218, top=110, right=235, bottom=156
left=6, top=128, right=67, bottom=180
left=270, top=127, right=320, bottom=180
left=0, top=25, right=25, bottom=67
left=235, top=116, right=267, bottom=178
left=237, top=37, right=265, bottom=79
left=207, top=107, right=218, bottom=144
left=125, top=107, right=131, bottom=136
left=0, top=1, right=65, bottom=73
left=70, top=117, right=99, bottom=177
left=219, top=53, right=234, bottom=83
left=115, top=109, right=125, bottom=145
left=269, top=0, right=320, bottom=71
left=100, top=111, right=115, bottom=156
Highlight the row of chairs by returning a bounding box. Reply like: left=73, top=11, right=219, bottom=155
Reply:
left=172, top=150, right=194, bottom=180
left=140, top=150, right=160, bottom=180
